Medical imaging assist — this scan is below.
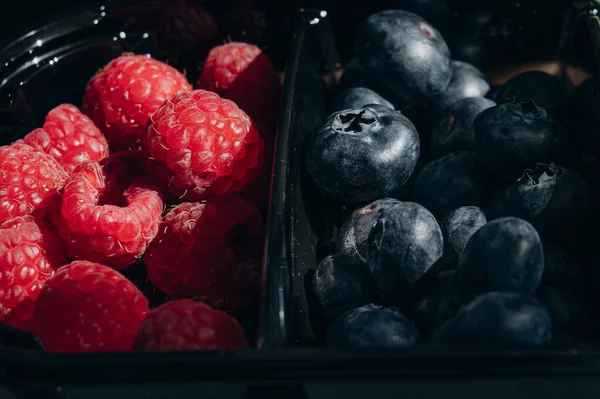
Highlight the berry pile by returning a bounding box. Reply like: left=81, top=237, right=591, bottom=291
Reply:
left=305, top=8, right=599, bottom=348
left=0, top=40, right=280, bottom=352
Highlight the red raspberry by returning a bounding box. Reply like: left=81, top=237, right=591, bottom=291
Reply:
left=144, top=196, right=264, bottom=309
left=0, top=216, right=67, bottom=330
left=141, top=90, right=265, bottom=200
left=82, top=54, right=192, bottom=150
left=51, top=159, right=163, bottom=269
left=133, top=299, right=248, bottom=351
left=21, top=104, right=109, bottom=174
left=196, top=42, right=280, bottom=131
left=0, top=143, right=69, bottom=223
left=32, top=261, right=149, bottom=352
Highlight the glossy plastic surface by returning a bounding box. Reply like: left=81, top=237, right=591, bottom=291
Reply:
left=0, top=0, right=291, bottom=351
left=268, top=2, right=600, bottom=347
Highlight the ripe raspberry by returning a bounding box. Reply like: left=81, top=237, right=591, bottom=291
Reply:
left=196, top=42, right=280, bottom=131
left=51, top=159, right=163, bottom=269
left=144, top=196, right=264, bottom=309
left=141, top=90, right=265, bottom=200
left=0, top=143, right=69, bottom=223
left=82, top=54, right=192, bottom=150
left=0, top=216, right=67, bottom=330
left=21, top=104, right=109, bottom=174
left=133, top=299, right=248, bottom=351
left=32, top=261, right=149, bottom=352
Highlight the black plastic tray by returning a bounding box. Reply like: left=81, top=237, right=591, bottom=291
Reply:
left=260, top=0, right=600, bottom=350
left=4, top=2, right=600, bottom=398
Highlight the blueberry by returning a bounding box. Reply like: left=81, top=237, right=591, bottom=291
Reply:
left=340, top=58, right=374, bottom=90
left=472, top=101, right=567, bottom=181
left=367, top=201, right=443, bottom=295
left=537, top=286, right=591, bottom=339
left=331, top=87, right=394, bottom=113
left=338, top=198, right=402, bottom=263
left=428, top=292, right=552, bottom=346
left=431, top=97, right=496, bottom=158
left=313, top=253, right=380, bottom=323
left=385, top=0, right=452, bottom=30
left=439, top=206, right=487, bottom=270
left=412, top=151, right=494, bottom=219
left=455, top=217, right=544, bottom=299
left=431, top=61, right=491, bottom=112
left=327, top=304, right=420, bottom=348
left=445, top=31, right=488, bottom=71
left=305, top=105, right=420, bottom=202
left=485, top=163, right=591, bottom=245
left=492, top=71, right=565, bottom=115
left=411, top=271, right=463, bottom=335
left=356, top=10, right=452, bottom=104
left=454, top=9, right=493, bottom=33
left=540, top=244, right=583, bottom=298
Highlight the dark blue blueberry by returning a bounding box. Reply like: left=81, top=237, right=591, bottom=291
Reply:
left=412, top=151, right=494, bottom=219
left=453, top=9, right=493, bottom=33
left=537, top=286, right=591, bottom=339
left=331, top=87, right=394, bottom=113
left=305, top=105, right=420, bottom=202
left=455, top=217, right=544, bottom=299
left=427, top=292, right=552, bottom=346
left=439, top=206, right=487, bottom=270
left=386, top=0, right=452, bottom=30
left=338, top=198, right=402, bottom=263
left=431, top=96, right=496, bottom=158
left=492, top=71, right=565, bottom=115
left=411, top=271, right=463, bottom=336
left=356, top=10, right=452, bottom=104
left=340, top=58, right=374, bottom=90
left=367, top=201, right=443, bottom=295
left=313, top=253, right=380, bottom=323
left=431, top=61, right=490, bottom=112
left=485, top=163, right=591, bottom=246
left=445, top=31, right=489, bottom=71
left=327, top=304, right=420, bottom=348
left=540, top=244, right=583, bottom=298
left=472, top=101, right=567, bottom=181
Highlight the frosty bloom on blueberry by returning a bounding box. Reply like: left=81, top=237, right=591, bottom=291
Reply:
left=305, top=105, right=419, bottom=202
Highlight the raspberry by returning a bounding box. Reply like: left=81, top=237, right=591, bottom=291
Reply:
left=82, top=54, right=192, bottom=150
left=0, top=143, right=69, bottom=223
left=32, top=261, right=149, bottom=352
left=0, top=216, right=67, bottom=330
left=133, top=299, right=248, bottom=351
left=196, top=42, right=280, bottom=131
left=141, top=90, right=265, bottom=200
left=144, top=196, right=264, bottom=309
left=21, top=104, right=109, bottom=174
left=51, top=159, right=163, bottom=269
